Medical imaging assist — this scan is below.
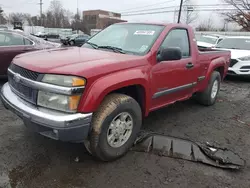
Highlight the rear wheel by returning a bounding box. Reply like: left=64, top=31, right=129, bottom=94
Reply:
left=195, top=71, right=221, bottom=106
left=85, top=94, right=142, bottom=161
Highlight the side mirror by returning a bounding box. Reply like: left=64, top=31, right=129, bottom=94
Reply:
left=157, top=47, right=182, bottom=62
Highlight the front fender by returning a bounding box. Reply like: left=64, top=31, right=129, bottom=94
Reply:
left=78, top=69, right=150, bottom=114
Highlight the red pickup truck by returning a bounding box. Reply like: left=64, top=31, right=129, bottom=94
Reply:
left=1, top=22, right=230, bottom=161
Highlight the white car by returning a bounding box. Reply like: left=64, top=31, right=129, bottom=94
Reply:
left=215, top=36, right=250, bottom=76
left=196, top=34, right=225, bottom=48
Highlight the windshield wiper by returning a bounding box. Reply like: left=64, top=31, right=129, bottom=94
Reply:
left=98, top=45, right=126, bottom=54
left=85, top=41, right=99, bottom=49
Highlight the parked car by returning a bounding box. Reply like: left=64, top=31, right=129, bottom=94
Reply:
left=34, top=32, right=61, bottom=43
left=44, top=33, right=61, bottom=43
left=68, top=34, right=90, bottom=46
left=60, top=34, right=78, bottom=45
left=0, top=30, right=60, bottom=76
left=60, top=35, right=71, bottom=45
left=215, top=36, right=250, bottom=76
left=196, top=34, right=225, bottom=48
left=1, top=22, right=230, bottom=161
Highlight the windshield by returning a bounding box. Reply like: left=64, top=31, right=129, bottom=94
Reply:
left=83, top=23, right=165, bottom=55
left=216, top=38, right=250, bottom=50
left=198, top=35, right=218, bottom=44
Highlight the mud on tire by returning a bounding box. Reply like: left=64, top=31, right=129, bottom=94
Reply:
left=195, top=71, right=221, bottom=106
left=86, top=93, right=142, bottom=161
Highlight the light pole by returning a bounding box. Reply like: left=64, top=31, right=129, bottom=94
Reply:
left=177, top=0, right=184, bottom=23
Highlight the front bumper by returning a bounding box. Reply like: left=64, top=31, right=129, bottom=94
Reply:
left=228, top=60, right=250, bottom=76
left=228, top=68, right=250, bottom=76
left=1, top=83, right=92, bottom=142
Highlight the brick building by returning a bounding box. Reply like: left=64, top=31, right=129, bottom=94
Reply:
left=83, top=10, right=127, bottom=30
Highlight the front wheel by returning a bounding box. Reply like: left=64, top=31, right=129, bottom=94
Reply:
left=85, top=94, right=142, bottom=161
left=195, top=71, right=221, bottom=106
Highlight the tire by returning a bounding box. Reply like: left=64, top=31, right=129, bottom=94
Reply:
left=195, top=71, right=221, bottom=106
left=86, top=93, right=142, bottom=161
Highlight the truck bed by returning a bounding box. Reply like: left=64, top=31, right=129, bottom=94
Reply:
left=198, top=47, right=230, bottom=54
left=197, top=46, right=231, bottom=81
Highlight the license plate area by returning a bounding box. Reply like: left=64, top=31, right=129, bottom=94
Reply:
left=8, top=75, right=37, bottom=104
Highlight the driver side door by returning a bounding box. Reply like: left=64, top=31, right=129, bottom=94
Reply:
left=150, top=28, right=197, bottom=110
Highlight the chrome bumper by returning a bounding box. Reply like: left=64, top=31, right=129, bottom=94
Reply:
left=1, top=83, right=92, bottom=142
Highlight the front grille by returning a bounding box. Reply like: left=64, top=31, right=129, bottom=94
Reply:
left=240, top=66, right=250, bottom=69
left=8, top=76, right=38, bottom=104
left=230, top=59, right=238, bottom=67
left=9, top=63, right=40, bottom=80
left=8, top=64, right=39, bottom=104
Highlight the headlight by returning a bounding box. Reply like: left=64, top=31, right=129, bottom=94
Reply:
left=38, top=91, right=81, bottom=112
left=42, top=74, right=86, bottom=87
left=38, top=74, right=86, bottom=112
left=238, top=56, right=250, bottom=61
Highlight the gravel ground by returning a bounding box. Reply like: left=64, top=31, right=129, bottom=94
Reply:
left=0, top=76, right=250, bottom=188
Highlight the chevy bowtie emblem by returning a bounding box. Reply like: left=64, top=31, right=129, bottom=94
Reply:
left=13, top=73, right=21, bottom=83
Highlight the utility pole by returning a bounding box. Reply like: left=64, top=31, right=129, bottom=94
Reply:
left=77, top=0, right=79, bottom=33
left=39, top=0, right=43, bottom=26
left=177, top=0, right=184, bottom=23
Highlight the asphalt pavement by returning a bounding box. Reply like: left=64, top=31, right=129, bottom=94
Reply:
left=0, top=77, right=250, bottom=188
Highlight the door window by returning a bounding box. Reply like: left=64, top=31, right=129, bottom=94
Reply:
left=0, top=32, right=26, bottom=46
left=0, top=33, right=11, bottom=46
left=160, top=29, right=190, bottom=57
left=8, top=33, right=24, bottom=45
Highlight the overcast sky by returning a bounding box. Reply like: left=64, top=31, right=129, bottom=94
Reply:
left=0, top=0, right=236, bottom=28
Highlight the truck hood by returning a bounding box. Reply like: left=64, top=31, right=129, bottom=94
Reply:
left=213, top=48, right=250, bottom=59
left=13, top=47, right=146, bottom=78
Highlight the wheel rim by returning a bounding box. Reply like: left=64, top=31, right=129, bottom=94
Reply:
left=107, top=112, right=133, bottom=148
left=211, top=80, right=219, bottom=99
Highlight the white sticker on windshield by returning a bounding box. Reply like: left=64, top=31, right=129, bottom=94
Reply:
left=134, top=30, right=155, bottom=35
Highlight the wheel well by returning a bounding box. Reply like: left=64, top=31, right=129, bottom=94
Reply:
left=109, top=85, right=146, bottom=116
left=215, top=66, right=224, bottom=79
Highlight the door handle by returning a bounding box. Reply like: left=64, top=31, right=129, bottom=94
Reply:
left=186, top=62, right=194, bottom=69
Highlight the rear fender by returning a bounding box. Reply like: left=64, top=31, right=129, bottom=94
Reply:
left=78, top=69, right=150, bottom=115
left=200, top=57, right=227, bottom=91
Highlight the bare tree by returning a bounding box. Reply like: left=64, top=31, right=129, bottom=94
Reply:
left=196, top=17, right=214, bottom=31
left=71, top=14, right=90, bottom=34
left=44, top=0, right=71, bottom=28
left=8, top=13, right=32, bottom=25
left=0, top=7, right=7, bottom=25
left=181, top=0, right=199, bottom=24
left=31, top=16, right=39, bottom=26
left=222, top=0, right=250, bottom=31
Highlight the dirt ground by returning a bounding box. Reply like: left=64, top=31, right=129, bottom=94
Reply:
left=0, top=76, right=250, bottom=188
